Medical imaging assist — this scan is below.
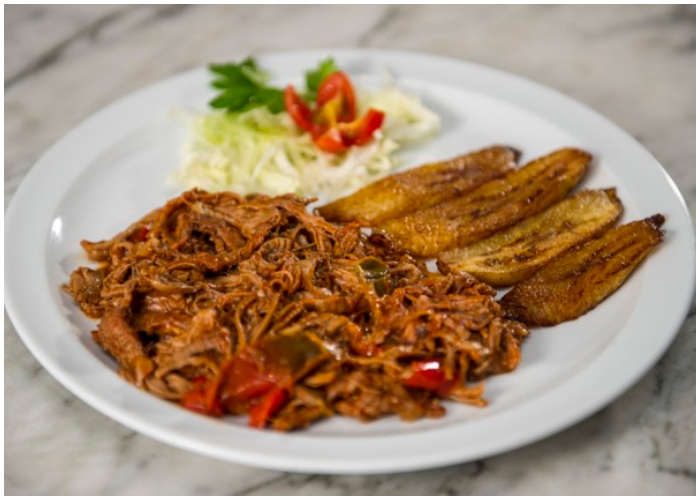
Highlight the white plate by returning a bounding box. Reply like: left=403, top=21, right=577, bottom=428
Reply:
left=5, top=49, right=694, bottom=474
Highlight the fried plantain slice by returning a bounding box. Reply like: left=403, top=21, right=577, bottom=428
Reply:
left=317, top=146, right=518, bottom=225
left=377, top=148, right=591, bottom=257
left=499, top=215, right=665, bottom=326
left=437, top=189, right=623, bottom=287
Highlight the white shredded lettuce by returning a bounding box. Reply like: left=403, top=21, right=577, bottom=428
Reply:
left=359, top=86, right=440, bottom=144
left=172, top=84, right=440, bottom=199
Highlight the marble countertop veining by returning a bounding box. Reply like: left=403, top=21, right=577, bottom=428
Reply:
left=4, top=5, right=695, bottom=495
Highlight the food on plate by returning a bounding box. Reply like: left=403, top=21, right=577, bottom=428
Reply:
left=318, top=145, right=518, bottom=225
left=284, top=70, right=385, bottom=154
left=500, top=215, right=665, bottom=326
left=63, top=189, right=529, bottom=430
left=172, top=57, right=439, bottom=198
left=357, top=83, right=441, bottom=144
left=376, top=148, right=591, bottom=257
left=437, top=189, right=623, bottom=287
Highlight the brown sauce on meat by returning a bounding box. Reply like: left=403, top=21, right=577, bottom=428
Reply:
left=64, top=189, right=529, bottom=429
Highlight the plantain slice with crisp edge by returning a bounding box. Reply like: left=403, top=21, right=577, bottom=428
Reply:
left=500, top=215, right=665, bottom=326
left=317, top=145, right=518, bottom=225
left=376, top=148, right=591, bottom=258
left=437, top=188, right=623, bottom=287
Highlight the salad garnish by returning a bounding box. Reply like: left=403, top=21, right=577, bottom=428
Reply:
left=172, top=57, right=440, bottom=197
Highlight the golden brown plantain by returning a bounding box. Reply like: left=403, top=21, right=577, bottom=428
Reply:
left=437, top=189, right=623, bottom=287
left=377, top=148, right=591, bottom=257
left=499, top=215, right=665, bottom=326
left=317, top=146, right=518, bottom=224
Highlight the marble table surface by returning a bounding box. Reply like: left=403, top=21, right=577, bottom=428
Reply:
left=5, top=5, right=695, bottom=495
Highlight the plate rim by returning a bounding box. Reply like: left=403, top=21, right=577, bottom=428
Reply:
left=5, top=47, right=695, bottom=474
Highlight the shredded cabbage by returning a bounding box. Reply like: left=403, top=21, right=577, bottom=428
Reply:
left=359, top=86, right=440, bottom=144
left=172, top=85, right=440, bottom=199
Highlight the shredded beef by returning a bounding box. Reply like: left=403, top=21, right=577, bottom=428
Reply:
left=64, top=189, right=529, bottom=429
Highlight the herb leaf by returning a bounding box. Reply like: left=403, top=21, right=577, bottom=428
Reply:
left=304, top=57, right=339, bottom=102
left=208, top=57, right=339, bottom=114
left=209, top=58, right=283, bottom=114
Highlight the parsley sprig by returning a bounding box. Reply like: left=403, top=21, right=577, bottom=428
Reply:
left=209, top=58, right=285, bottom=113
left=208, top=57, right=339, bottom=114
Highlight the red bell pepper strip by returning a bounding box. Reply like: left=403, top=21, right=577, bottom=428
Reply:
left=402, top=359, right=457, bottom=397
left=182, top=339, right=323, bottom=427
left=219, top=352, right=277, bottom=405
left=181, top=376, right=224, bottom=416
left=182, top=349, right=290, bottom=428
left=248, top=387, right=288, bottom=428
left=134, top=226, right=149, bottom=242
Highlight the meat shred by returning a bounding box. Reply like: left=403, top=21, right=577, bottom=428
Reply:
left=64, top=189, right=529, bottom=429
